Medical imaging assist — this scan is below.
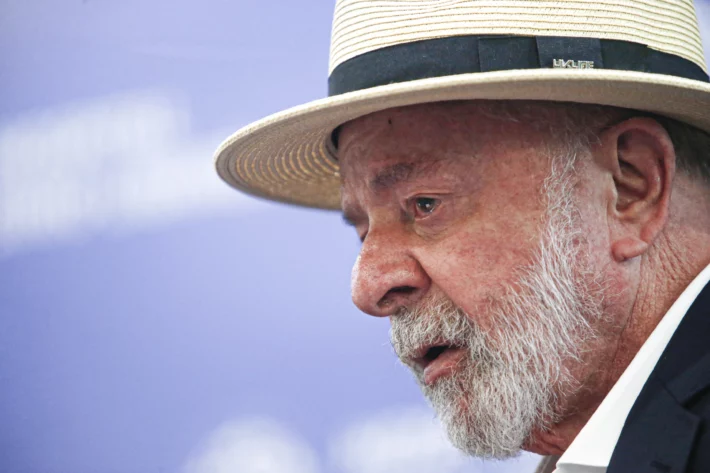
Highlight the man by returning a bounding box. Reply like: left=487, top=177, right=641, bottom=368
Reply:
left=214, top=1, right=710, bottom=471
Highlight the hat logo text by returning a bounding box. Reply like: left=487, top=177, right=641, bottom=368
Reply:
left=553, top=59, right=595, bottom=69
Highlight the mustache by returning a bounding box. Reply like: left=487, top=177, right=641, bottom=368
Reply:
left=389, top=297, right=479, bottom=362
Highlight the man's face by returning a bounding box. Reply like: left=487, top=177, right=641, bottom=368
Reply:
left=338, top=102, right=622, bottom=458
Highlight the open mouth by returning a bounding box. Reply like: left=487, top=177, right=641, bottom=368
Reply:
left=415, top=343, right=462, bottom=368
left=423, top=345, right=450, bottom=364
left=411, top=343, right=466, bottom=385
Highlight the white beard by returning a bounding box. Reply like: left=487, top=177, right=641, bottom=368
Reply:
left=389, top=158, right=606, bottom=459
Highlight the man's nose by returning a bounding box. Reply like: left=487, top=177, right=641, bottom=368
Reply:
left=350, top=231, right=430, bottom=317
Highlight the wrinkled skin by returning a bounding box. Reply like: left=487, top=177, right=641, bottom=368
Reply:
left=338, top=101, right=710, bottom=456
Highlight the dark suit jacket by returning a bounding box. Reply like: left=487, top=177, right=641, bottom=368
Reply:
left=608, top=280, right=710, bottom=473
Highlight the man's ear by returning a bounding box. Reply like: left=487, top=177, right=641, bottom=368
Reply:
left=598, top=117, right=676, bottom=262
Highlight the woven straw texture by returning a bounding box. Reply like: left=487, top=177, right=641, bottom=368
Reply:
left=330, top=0, right=707, bottom=74
left=215, top=0, right=710, bottom=209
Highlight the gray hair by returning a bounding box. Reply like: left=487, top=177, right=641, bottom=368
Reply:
left=450, top=100, right=710, bottom=186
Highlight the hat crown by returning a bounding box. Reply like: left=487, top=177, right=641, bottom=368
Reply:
left=329, top=0, right=706, bottom=75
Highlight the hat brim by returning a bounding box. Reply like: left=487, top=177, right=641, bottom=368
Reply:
left=214, top=68, right=710, bottom=210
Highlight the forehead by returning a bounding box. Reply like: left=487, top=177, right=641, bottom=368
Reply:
left=337, top=102, right=545, bottom=191
left=339, top=103, right=481, bottom=176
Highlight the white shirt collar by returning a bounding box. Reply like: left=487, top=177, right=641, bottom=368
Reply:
left=554, top=263, right=710, bottom=473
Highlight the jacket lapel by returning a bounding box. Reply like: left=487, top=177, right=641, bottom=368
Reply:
left=607, top=373, right=700, bottom=473
left=608, top=281, right=710, bottom=473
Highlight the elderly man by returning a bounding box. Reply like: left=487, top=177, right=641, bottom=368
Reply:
left=214, top=1, right=710, bottom=472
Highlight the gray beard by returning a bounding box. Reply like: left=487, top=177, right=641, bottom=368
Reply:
left=389, top=159, right=606, bottom=459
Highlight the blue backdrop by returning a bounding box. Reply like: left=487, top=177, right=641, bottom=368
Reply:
left=1, top=1, right=708, bottom=472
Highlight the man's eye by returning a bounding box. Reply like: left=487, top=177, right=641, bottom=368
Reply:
left=413, top=197, right=440, bottom=216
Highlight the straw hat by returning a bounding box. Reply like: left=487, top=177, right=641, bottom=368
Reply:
left=215, top=0, right=710, bottom=210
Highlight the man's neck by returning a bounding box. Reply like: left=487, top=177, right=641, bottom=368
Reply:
left=526, top=227, right=710, bottom=457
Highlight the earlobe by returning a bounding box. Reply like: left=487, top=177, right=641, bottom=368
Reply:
left=601, top=117, right=676, bottom=261
left=611, top=237, right=649, bottom=262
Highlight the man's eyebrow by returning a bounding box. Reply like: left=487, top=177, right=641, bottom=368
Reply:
left=369, top=162, right=416, bottom=192
left=341, top=160, right=443, bottom=225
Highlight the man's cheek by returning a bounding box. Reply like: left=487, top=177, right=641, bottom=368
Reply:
left=420, top=243, right=528, bottom=328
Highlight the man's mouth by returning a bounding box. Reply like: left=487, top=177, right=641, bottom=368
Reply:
left=411, top=343, right=466, bottom=385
